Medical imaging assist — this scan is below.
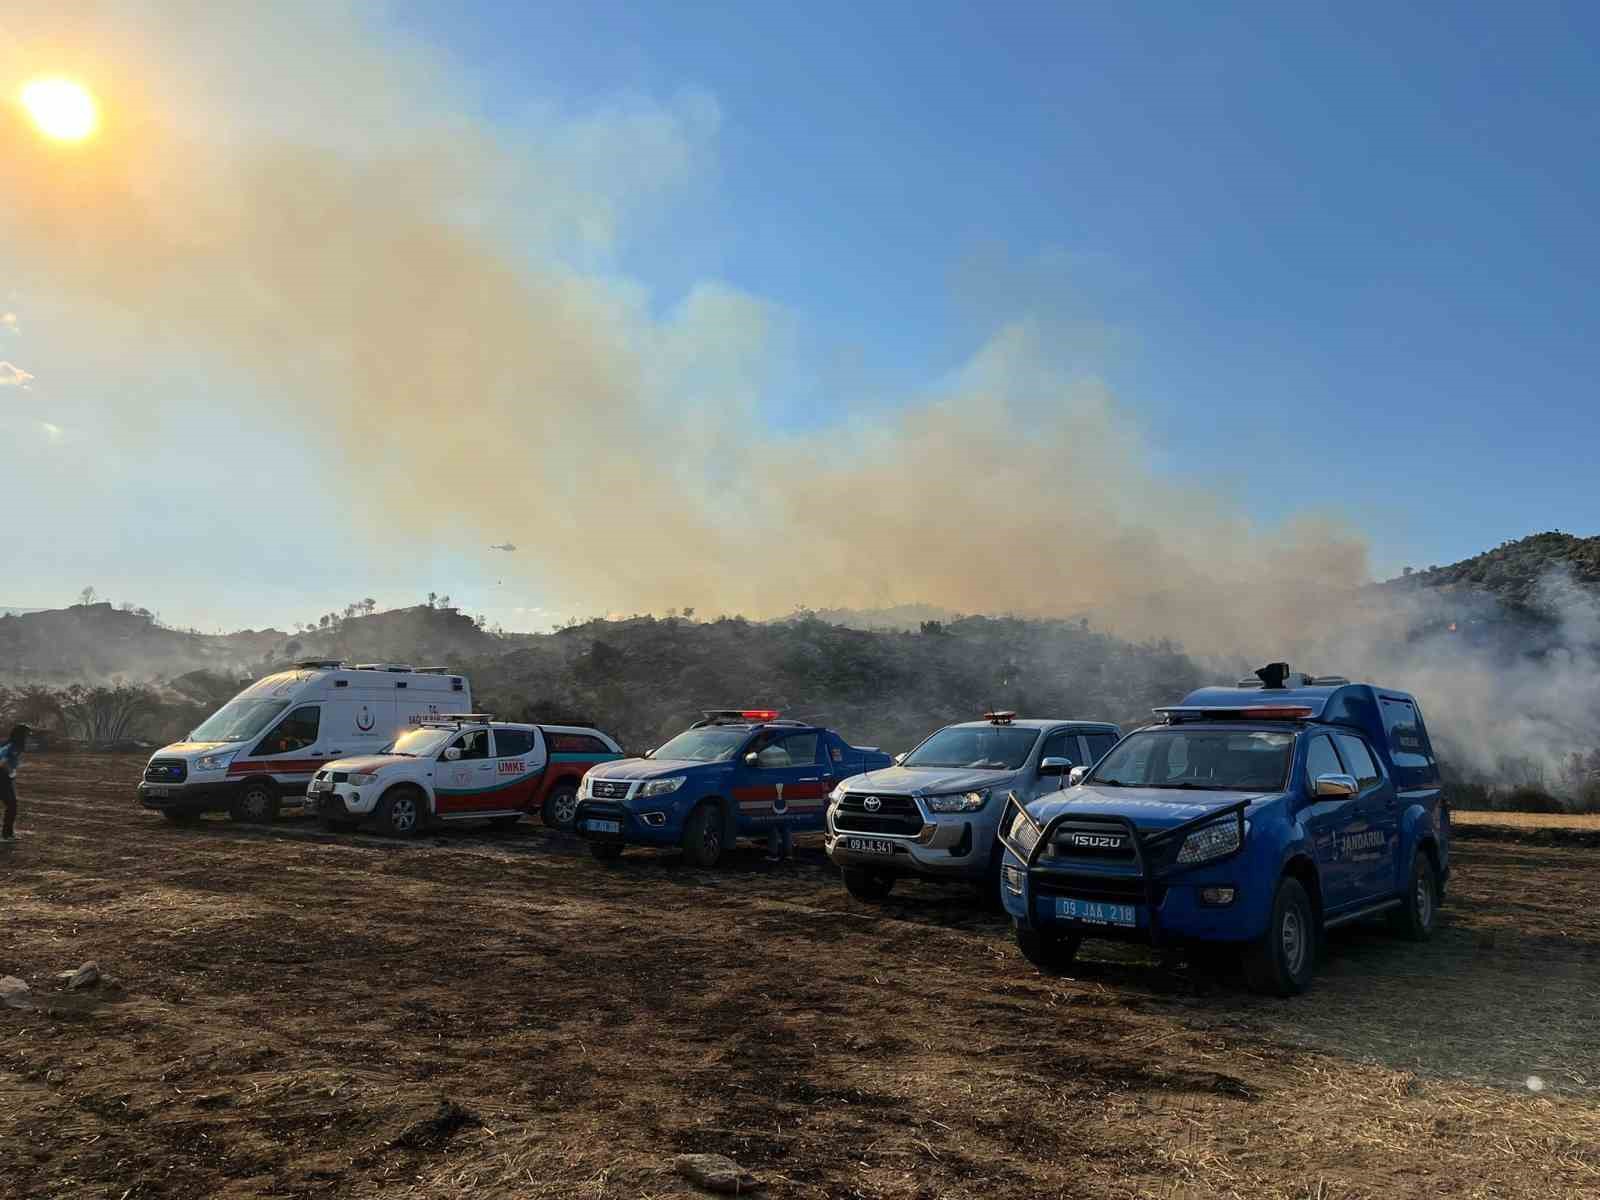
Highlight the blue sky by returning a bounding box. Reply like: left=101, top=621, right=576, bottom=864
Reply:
left=397, top=0, right=1599, bottom=568
left=3, top=3, right=1597, bottom=631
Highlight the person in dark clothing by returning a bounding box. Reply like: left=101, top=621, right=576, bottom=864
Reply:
left=0, top=723, right=29, bottom=843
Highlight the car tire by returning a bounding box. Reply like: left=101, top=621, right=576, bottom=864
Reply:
left=589, top=841, right=624, bottom=862
left=842, top=866, right=895, bottom=903
left=682, top=802, right=724, bottom=868
left=1244, top=876, right=1318, bottom=996
left=1388, top=851, right=1438, bottom=942
left=377, top=786, right=425, bottom=838
left=541, top=785, right=580, bottom=830
left=228, top=781, right=279, bottom=824
left=1015, top=925, right=1081, bottom=971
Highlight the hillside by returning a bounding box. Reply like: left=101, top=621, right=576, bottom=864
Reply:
left=4, top=530, right=1596, bottom=804
left=0, top=603, right=280, bottom=685
left=468, top=615, right=1204, bottom=754
left=275, top=604, right=511, bottom=667
left=1381, top=531, right=1600, bottom=614
left=0, top=603, right=506, bottom=687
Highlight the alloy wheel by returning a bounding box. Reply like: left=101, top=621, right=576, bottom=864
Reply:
left=1281, top=907, right=1306, bottom=975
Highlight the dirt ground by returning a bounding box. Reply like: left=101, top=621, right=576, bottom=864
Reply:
left=3, top=754, right=1597, bottom=1200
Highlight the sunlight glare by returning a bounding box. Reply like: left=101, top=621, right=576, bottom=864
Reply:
left=20, top=77, right=99, bottom=142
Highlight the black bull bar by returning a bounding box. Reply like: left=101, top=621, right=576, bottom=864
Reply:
left=996, top=792, right=1249, bottom=945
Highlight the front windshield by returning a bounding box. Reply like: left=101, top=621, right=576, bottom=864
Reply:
left=1089, top=727, right=1293, bottom=791
left=191, top=699, right=291, bottom=743
left=381, top=727, right=454, bottom=757
left=652, top=727, right=750, bottom=762
left=901, top=725, right=1040, bottom=771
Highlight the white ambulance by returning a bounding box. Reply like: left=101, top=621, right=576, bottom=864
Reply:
left=137, top=661, right=472, bottom=824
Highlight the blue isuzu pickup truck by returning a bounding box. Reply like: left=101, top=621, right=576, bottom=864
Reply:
left=573, top=709, right=892, bottom=867
left=998, top=664, right=1448, bottom=995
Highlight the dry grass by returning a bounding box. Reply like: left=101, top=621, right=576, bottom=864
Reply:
left=1452, top=809, right=1600, bottom=830
left=2, top=754, right=1598, bottom=1199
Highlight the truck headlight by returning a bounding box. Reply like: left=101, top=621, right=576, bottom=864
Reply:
left=1008, top=810, right=1041, bottom=855
left=639, top=776, right=686, bottom=799
left=195, top=750, right=237, bottom=772
left=925, top=789, right=988, bottom=813
left=347, top=772, right=379, bottom=786
left=1176, top=819, right=1244, bottom=865
left=829, top=781, right=848, bottom=802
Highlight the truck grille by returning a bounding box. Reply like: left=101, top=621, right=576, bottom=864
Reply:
left=834, top=792, right=923, bottom=836
left=145, top=759, right=187, bottom=783
left=1049, top=824, right=1138, bottom=861
left=589, top=779, right=631, bottom=801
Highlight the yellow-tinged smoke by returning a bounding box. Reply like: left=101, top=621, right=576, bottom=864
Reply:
left=0, top=4, right=1372, bottom=656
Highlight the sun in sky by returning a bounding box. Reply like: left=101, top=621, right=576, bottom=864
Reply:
left=20, top=76, right=99, bottom=142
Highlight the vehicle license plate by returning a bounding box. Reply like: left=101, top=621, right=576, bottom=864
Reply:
left=1055, top=897, right=1136, bottom=926
left=586, top=819, right=621, bottom=834
left=845, top=836, right=895, bottom=856
left=145, top=786, right=170, bottom=798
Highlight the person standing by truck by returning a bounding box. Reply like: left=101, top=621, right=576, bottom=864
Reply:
left=0, top=723, right=30, bottom=844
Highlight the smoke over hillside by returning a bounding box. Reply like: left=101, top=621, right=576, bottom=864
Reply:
left=0, top=4, right=1368, bottom=649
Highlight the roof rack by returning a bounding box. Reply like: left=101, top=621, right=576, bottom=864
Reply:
left=293, top=659, right=345, bottom=670
left=983, top=710, right=1017, bottom=725
left=353, top=663, right=417, bottom=673
left=417, top=713, right=495, bottom=726
left=412, top=666, right=451, bottom=675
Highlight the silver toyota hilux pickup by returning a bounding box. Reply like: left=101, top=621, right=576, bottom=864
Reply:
left=824, top=712, right=1121, bottom=902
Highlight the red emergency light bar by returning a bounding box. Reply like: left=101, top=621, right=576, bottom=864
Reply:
left=984, top=710, right=1017, bottom=725
left=701, top=708, right=782, bottom=722
left=1157, top=705, right=1316, bottom=722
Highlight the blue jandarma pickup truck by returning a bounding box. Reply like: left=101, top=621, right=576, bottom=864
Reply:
left=999, top=663, right=1448, bottom=995
left=574, top=709, right=892, bottom=867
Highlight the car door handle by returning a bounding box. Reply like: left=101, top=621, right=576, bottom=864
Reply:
left=799, top=777, right=819, bottom=782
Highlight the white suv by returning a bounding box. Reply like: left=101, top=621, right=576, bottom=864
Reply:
left=825, top=714, right=1121, bottom=902
left=306, top=715, right=560, bottom=837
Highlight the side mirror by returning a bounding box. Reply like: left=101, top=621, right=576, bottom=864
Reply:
left=893, top=752, right=906, bottom=765
left=1314, top=772, right=1358, bottom=798
left=1039, top=756, right=1072, bottom=776
left=443, top=747, right=462, bottom=761
left=744, top=751, right=760, bottom=767
left=1068, top=765, right=1089, bottom=787
left=643, top=747, right=655, bottom=759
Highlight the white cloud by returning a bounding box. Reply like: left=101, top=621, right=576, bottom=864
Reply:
left=0, top=361, right=34, bottom=387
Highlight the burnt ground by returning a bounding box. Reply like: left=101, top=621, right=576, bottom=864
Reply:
left=2, top=753, right=1597, bottom=1199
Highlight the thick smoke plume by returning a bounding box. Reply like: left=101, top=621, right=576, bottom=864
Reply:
left=2, top=5, right=1595, bottom=797
left=0, top=4, right=1368, bottom=644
